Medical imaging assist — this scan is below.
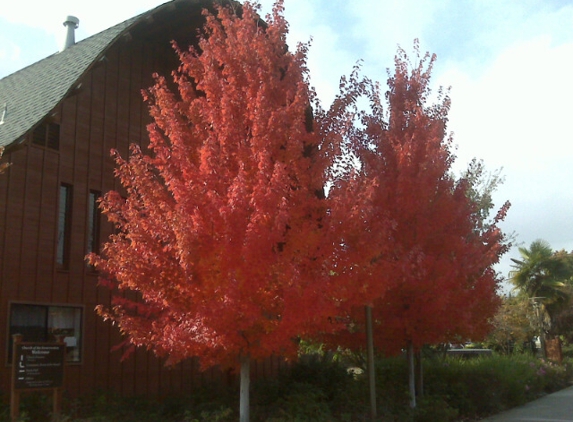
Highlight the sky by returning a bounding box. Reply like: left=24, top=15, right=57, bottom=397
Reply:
left=1, top=0, right=572, bottom=289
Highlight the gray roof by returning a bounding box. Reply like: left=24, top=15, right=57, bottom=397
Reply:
left=0, top=3, right=169, bottom=149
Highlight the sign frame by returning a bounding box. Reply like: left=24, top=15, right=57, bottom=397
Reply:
left=10, top=334, right=66, bottom=421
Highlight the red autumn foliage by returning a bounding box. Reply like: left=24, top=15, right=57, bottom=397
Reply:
left=89, top=1, right=337, bottom=369
left=325, top=44, right=510, bottom=355
left=89, top=0, right=508, bottom=378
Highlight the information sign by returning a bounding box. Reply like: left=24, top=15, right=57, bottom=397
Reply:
left=13, top=343, right=65, bottom=390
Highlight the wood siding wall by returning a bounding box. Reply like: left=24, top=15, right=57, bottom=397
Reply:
left=0, top=28, right=285, bottom=399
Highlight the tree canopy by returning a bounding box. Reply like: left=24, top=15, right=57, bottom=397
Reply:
left=88, top=2, right=511, bottom=417
left=325, top=44, right=510, bottom=355
left=510, top=240, right=573, bottom=337
left=89, top=0, right=337, bottom=370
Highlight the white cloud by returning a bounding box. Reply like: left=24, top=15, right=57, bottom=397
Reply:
left=444, top=36, right=573, bottom=171
left=440, top=36, right=573, bottom=277
left=0, top=38, right=21, bottom=62
left=0, top=1, right=170, bottom=50
left=348, top=0, right=439, bottom=63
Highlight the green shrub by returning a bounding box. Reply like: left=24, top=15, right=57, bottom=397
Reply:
left=2, top=353, right=570, bottom=421
left=253, top=354, right=365, bottom=421
left=64, top=386, right=236, bottom=422
left=413, top=396, right=458, bottom=422
left=562, top=341, right=573, bottom=359
left=423, top=354, right=573, bottom=419
left=0, top=391, right=53, bottom=422
left=265, top=383, right=332, bottom=421
left=373, top=356, right=411, bottom=417
left=184, top=405, right=234, bottom=422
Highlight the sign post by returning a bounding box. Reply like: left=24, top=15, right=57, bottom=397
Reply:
left=10, top=334, right=66, bottom=422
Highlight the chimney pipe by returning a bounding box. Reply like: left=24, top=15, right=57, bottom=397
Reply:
left=61, top=15, right=79, bottom=51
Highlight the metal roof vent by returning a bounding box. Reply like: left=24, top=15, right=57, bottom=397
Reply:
left=61, top=16, right=80, bottom=52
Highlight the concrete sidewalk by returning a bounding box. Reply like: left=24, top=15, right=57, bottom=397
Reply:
left=480, top=385, right=573, bottom=421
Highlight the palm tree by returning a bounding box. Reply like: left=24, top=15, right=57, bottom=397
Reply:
left=509, top=240, right=573, bottom=357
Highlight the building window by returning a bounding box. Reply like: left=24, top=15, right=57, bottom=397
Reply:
left=57, top=184, right=73, bottom=268
left=8, top=304, right=83, bottom=363
left=87, top=190, right=101, bottom=256
left=32, top=122, right=60, bottom=150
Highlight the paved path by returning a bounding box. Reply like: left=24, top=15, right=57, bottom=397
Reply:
left=480, top=385, right=573, bottom=421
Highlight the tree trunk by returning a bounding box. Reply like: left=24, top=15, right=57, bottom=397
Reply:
left=545, top=337, right=563, bottom=363
left=365, top=306, right=377, bottom=420
left=415, top=349, right=423, bottom=399
left=534, top=303, right=547, bottom=359
left=240, top=355, right=250, bottom=422
left=407, top=341, right=416, bottom=408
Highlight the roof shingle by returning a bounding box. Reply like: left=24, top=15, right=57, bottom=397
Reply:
left=0, top=9, right=149, bottom=148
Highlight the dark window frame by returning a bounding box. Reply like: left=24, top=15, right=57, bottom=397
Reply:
left=57, top=184, right=73, bottom=269
left=87, top=190, right=102, bottom=256
left=7, top=302, right=84, bottom=364
left=31, top=122, right=60, bottom=150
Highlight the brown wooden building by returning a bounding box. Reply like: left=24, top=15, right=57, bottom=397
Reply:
left=0, top=0, right=281, bottom=398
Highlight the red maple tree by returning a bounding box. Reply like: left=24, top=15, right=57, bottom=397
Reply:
left=89, top=2, right=338, bottom=419
left=324, top=44, right=509, bottom=406
left=369, top=45, right=508, bottom=353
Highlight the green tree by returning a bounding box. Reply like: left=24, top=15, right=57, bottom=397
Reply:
left=510, top=240, right=573, bottom=355
left=461, top=158, right=506, bottom=232
left=551, top=286, right=573, bottom=343
left=486, top=294, right=536, bottom=354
